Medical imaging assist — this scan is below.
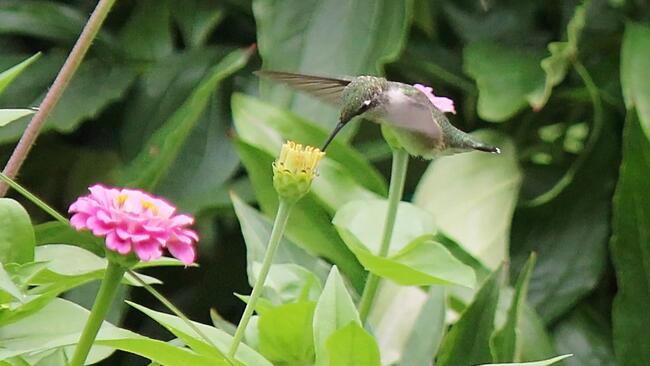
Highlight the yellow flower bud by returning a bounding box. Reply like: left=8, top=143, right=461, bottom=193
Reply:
left=272, top=141, right=325, bottom=203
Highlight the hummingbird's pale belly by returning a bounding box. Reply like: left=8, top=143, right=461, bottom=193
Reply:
left=369, top=88, right=443, bottom=141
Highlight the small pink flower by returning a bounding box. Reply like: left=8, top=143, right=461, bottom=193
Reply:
left=69, top=185, right=198, bottom=265
left=413, top=84, right=456, bottom=114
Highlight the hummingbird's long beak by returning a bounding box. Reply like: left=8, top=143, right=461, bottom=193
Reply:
left=321, top=120, right=346, bottom=151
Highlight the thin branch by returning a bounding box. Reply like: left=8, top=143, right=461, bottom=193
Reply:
left=0, top=0, right=117, bottom=196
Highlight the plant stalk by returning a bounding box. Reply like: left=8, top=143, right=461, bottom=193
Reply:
left=358, top=148, right=409, bottom=323
left=69, top=260, right=125, bottom=366
left=227, top=199, right=293, bottom=358
left=0, top=0, right=117, bottom=197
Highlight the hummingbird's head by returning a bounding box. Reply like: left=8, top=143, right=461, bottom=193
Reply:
left=339, top=76, right=388, bottom=125
left=322, top=76, right=388, bottom=151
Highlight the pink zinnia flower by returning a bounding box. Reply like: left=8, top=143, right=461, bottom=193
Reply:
left=69, top=185, right=198, bottom=265
left=413, top=84, right=456, bottom=114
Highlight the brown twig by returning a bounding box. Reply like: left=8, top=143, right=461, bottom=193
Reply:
left=0, top=0, right=117, bottom=196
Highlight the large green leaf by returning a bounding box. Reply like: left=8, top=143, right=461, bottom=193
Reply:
left=171, top=0, right=224, bottom=48
left=621, top=22, right=650, bottom=141
left=529, top=3, right=587, bottom=109
left=118, top=0, right=173, bottom=61
left=333, top=199, right=475, bottom=287
left=258, top=301, right=316, bottom=364
left=0, top=298, right=217, bottom=366
left=464, top=43, right=544, bottom=121
left=414, top=130, right=522, bottom=269
left=0, top=58, right=138, bottom=142
left=231, top=193, right=330, bottom=285
left=367, top=283, right=432, bottom=365
left=491, top=254, right=536, bottom=362
left=128, top=301, right=272, bottom=366
left=397, top=286, right=446, bottom=366
left=121, top=47, right=251, bottom=190
left=510, top=117, right=617, bottom=323
left=253, top=0, right=412, bottom=134
left=0, top=1, right=112, bottom=46
left=313, top=266, right=360, bottom=366
left=231, top=93, right=387, bottom=202
left=610, top=112, right=650, bottom=365
left=0, top=263, right=23, bottom=301
left=325, top=322, right=380, bottom=366
left=0, top=53, right=40, bottom=95
left=0, top=198, right=34, bottom=264
left=437, top=266, right=502, bottom=366
left=235, top=139, right=365, bottom=290
left=553, top=306, right=615, bottom=366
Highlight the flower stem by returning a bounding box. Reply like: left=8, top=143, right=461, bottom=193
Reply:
left=69, top=260, right=125, bottom=366
left=358, top=148, right=409, bottom=323
left=0, top=0, right=117, bottom=197
left=228, top=199, right=293, bottom=358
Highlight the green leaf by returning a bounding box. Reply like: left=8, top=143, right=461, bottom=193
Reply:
left=0, top=198, right=35, bottom=264
left=553, top=306, right=615, bottom=366
left=313, top=266, right=360, bottom=366
left=333, top=198, right=436, bottom=254
left=414, top=131, right=522, bottom=269
left=491, top=254, right=536, bottom=362
left=437, top=266, right=503, bottom=366
left=0, top=298, right=126, bottom=364
left=325, top=322, right=380, bottom=366
left=530, top=3, right=587, bottom=109
left=621, top=22, right=650, bottom=141
left=610, top=111, right=650, bottom=365
left=128, top=302, right=272, bottom=366
left=253, top=0, right=412, bottom=134
left=253, top=263, right=323, bottom=304
left=511, top=117, right=618, bottom=323
left=121, top=47, right=251, bottom=190
left=0, top=263, right=23, bottom=301
left=232, top=192, right=330, bottom=289
left=464, top=43, right=544, bottom=121
left=0, top=58, right=138, bottom=142
left=231, top=94, right=387, bottom=202
left=0, top=109, right=33, bottom=127
left=258, top=301, right=316, bottom=364
left=333, top=199, right=475, bottom=287
left=0, top=53, right=40, bottom=95
left=235, top=140, right=365, bottom=291
left=172, top=0, right=225, bottom=48
left=477, top=355, right=572, bottom=366
left=119, top=0, right=173, bottom=61
left=31, top=244, right=162, bottom=287
left=0, top=1, right=112, bottom=46
left=34, top=221, right=101, bottom=254
left=397, top=286, right=446, bottom=366
left=366, top=283, right=432, bottom=364
left=0, top=298, right=218, bottom=366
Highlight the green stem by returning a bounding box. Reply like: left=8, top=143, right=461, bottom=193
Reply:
left=228, top=199, right=293, bottom=358
left=69, top=261, right=125, bottom=366
left=358, top=149, right=409, bottom=323
left=0, top=0, right=117, bottom=197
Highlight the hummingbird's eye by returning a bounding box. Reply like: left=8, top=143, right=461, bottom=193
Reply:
left=358, top=99, right=373, bottom=114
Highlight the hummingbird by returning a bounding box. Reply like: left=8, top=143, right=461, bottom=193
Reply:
left=255, top=71, right=500, bottom=158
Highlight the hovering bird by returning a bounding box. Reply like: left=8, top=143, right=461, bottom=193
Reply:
left=255, top=71, right=500, bottom=158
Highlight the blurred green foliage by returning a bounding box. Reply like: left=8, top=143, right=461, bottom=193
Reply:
left=1, top=0, right=649, bottom=365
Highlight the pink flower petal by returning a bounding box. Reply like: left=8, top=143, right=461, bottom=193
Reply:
left=133, top=241, right=163, bottom=262
left=413, top=83, right=456, bottom=114
left=167, top=240, right=195, bottom=265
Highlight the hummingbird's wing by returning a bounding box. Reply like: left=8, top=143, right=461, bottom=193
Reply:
left=255, top=70, right=352, bottom=105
